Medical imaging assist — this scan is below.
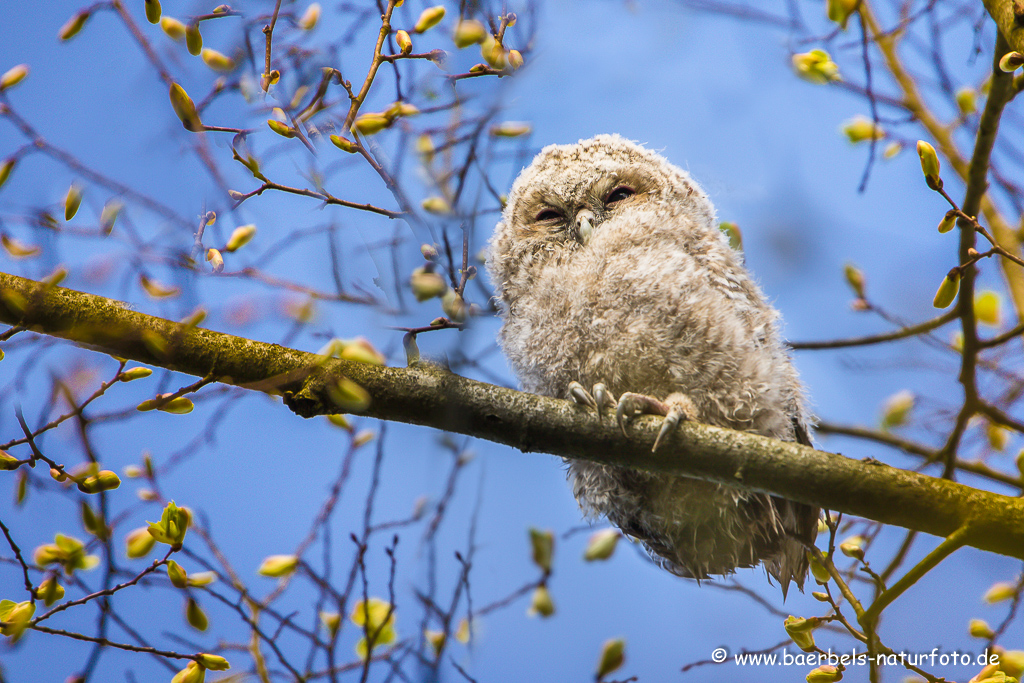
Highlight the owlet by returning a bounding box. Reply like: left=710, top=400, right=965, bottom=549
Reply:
left=487, top=134, right=818, bottom=594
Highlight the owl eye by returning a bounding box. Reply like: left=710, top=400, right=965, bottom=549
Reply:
left=535, top=208, right=563, bottom=222
left=605, top=185, right=636, bottom=205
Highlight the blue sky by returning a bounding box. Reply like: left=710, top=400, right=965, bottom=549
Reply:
left=1, top=1, right=1022, bottom=681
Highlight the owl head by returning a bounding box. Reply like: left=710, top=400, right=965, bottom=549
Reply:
left=488, top=134, right=720, bottom=304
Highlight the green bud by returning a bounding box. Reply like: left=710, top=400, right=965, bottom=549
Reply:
left=481, top=35, right=507, bottom=69
left=969, top=618, right=995, bottom=639
left=812, top=591, right=829, bottom=602
left=396, top=29, right=413, bottom=54
left=416, top=134, right=435, bottom=158
left=975, top=290, right=1001, bottom=326
left=933, top=270, right=960, bottom=309
left=225, top=224, right=256, bottom=252
left=298, top=3, right=321, bottom=30
left=126, top=527, right=157, bottom=558
left=206, top=248, right=224, bottom=272
left=595, top=638, right=626, bottom=680
left=956, top=87, right=977, bottom=115
left=58, top=11, right=90, bottom=41
left=120, top=367, right=153, bottom=382
left=185, top=22, right=203, bottom=56
left=784, top=615, right=820, bottom=652
left=327, top=377, right=371, bottom=412
left=808, top=551, right=831, bottom=584
left=528, top=585, right=555, bottom=617
left=326, top=414, right=353, bottom=431
left=883, top=141, right=902, bottom=158
left=168, top=559, right=188, bottom=588
left=15, top=469, right=27, bottom=505
left=917, top=140, right=942, bottom=190
left=999, top=51, right=1024, bottom=73
left=330, top=134, right=358, bottom=153
left=827, top=0, right=858, bottom=29
left=0, top=158, right=15, bottom=189
left=843, top=263, right=865, bottom=299
left=806, top=664, right=843, bottom=683
left=490, top=122, right=532, bottom=138
left=508, top=49, right=524, bottom=70
left=881, top=390, right=914, bottom=430
left=144, top=0, right=161, bottom=24
left=414, top=5, right=446, bottom=33
left=983, top=581, right=1016, bottom=604
left=0, top=450, right=21, bottom=471
left=353, top=112, right=390, bottom=135
left=842, top=115, right=883, bottom=143
left=1, top=235, right=39, bottom=258
left=583, top=528, right=619, bottom=561
left=0, top=600, right=35, bottom=642
left=201, top=48, right=234, bottom=72
left=453, top=19, right=487, bottom=48
left=320, top=610, right=342, bottom=636
left=938, top=210, right=957, bottom=234
left=140, top=275, right=180, bottom=299
left=196, top=653, right=230, bottom=671
left=100, top=200, right=122, bottom=235
left=170, top=661, right=204, bottom=683
left=529, top=528, right=554, bottom=573
left=987, top=420, right=1009, bottom=451
left=64, top=184, right=82, bottom=221
left=267, top=119, right=296, bottom=138
left=257, top=554, right=299, bottom=578
left=77, top=470, right=121, bottom=494
left=38, top=576, right=65, bottom=606
left=185, top=597, right=208, bottom=631
left=169, top=83, right=202, bottom=132
left=1000, top=651, right=1024, bottom=679
left=147, top=500, right=191, bottom=548
left=187, top=571, right=218, bottom=587
left=441, top=290, right=466, bottom=322
left=421, top=196, right=451, bottom=214
left=791, top=49, right=841, bottom=83
left=425, top=629, right=446, bottom=657
left=839, top=535, right=865, bottom=560
left=80, top=500, right=107, bottom=539
left=410, top=267, right=448, bottom=301
left=160, top=16, right=186, bottom=40
left=0, top=64, right=29, bottom=91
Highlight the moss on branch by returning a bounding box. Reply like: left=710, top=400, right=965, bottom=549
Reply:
left=2, top=270, right=1024, bottom=560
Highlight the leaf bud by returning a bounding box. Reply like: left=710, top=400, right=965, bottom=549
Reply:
left=414, top=6, right=446, bottom=33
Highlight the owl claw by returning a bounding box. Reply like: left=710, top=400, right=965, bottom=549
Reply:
left=653, top=406, right=685, bottom=452
left=569, top=382, right=617, bottom=421
left=593, top=383, right=615, bottom=417
left=616, top=392, right=696, bottom=452
left=569, top=381, right=597, bottom=410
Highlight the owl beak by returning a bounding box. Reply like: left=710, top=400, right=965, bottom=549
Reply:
left=575, top=210, right=596, bottom=246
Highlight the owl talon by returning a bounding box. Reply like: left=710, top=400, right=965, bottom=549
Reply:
left=615, top=392, right=669, bottom=437
left=652, top=406, right=685, bottom=452
left=593, top=383, right=615, bottom=419
left=569, top=381, right=597, bottom=410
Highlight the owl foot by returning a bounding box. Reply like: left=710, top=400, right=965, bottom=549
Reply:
left=616, top=392, right=698, bottom=452
left=569, top=381, right=616, bottom=421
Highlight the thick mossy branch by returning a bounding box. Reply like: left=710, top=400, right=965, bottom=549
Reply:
left=984, top=0, right=1024, bottom=54
left=2, top=270, right=1024, bottom=559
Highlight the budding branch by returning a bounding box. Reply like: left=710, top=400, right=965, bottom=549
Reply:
left=2, top=270, right=1023, bottom=560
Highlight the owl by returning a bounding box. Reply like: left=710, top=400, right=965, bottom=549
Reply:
left=487, top=135, right=818, bottom=594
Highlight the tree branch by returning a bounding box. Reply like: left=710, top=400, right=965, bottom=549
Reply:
left=2, top=270, right=1023, bottom=560
left=983, top=0, right=1024, bottom=54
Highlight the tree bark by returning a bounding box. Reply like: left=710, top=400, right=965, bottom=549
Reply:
left=984, top=0, right=1024, bottom=54
left=2, top=270, right=1023, bottom=560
